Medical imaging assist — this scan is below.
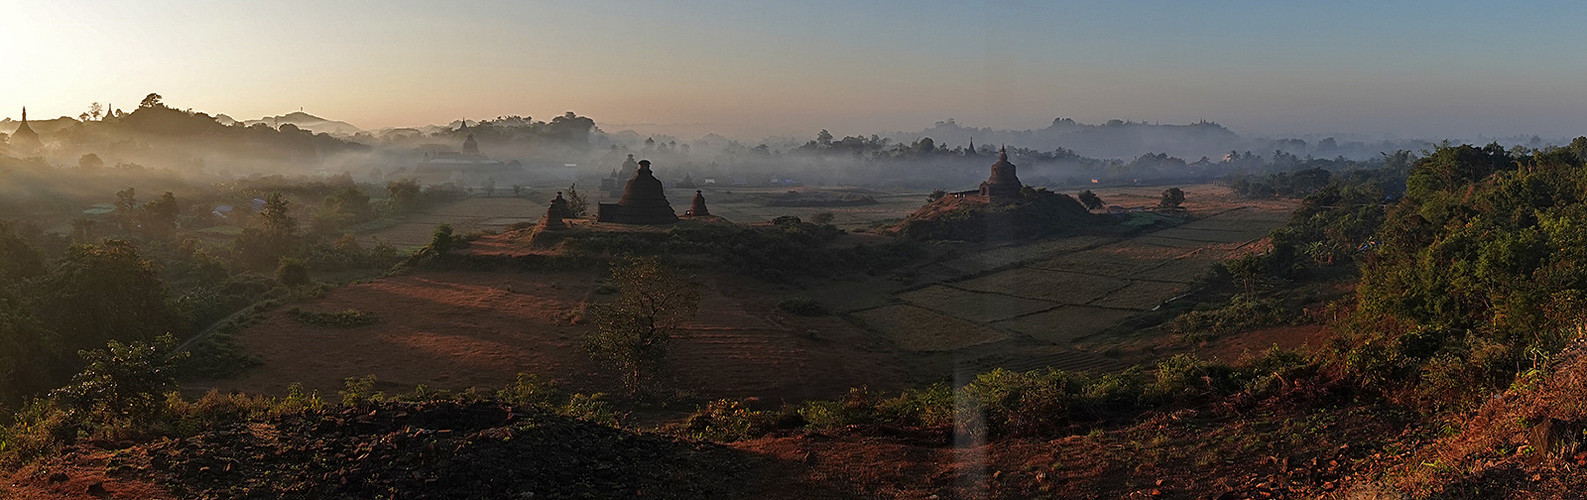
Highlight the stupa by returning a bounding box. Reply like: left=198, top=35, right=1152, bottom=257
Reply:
left=977, top=147, right=1024, bottom=202
left=686, top=190, right=710, bottom=217
left=9, top=107, right=41, bottom=151
left=617, top=154, right=639, bottom=179
left=596, top=160, right=679, bottom=225
left=539, top=192, right=571, bottom=230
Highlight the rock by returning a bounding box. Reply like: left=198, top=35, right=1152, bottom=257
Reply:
left=48, top=472, right=69, bottom=483
left=86, top=481, right=107, bottom=496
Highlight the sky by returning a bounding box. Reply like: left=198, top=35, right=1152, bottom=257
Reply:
left=3, top=0, right=1586, bottom=141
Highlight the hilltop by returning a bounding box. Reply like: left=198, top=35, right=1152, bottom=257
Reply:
left=242, top=112, right=363, bottom=136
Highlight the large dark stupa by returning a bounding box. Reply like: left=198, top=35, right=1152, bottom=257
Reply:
left=596, top=160, right=679, bottom=225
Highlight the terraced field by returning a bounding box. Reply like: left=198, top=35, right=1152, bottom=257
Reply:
left=846, top=205, right=1293, bottom=374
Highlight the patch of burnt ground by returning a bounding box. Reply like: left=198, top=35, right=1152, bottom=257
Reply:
left=111, top=400, right=807, bottom=499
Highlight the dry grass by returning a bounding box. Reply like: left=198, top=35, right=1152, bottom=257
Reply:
left=991, top=306, right=1137, bottom=343
left=1087, top=280, right=1193, bottom=310
left=955, top=268, right=1130, bottom=304
left=897, top=285, right=1057, bottom=323
left=851, top=304, right=1009, bottom=351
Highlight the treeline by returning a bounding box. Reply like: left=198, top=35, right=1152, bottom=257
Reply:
left=1204, top=140, right=1587, bottom=414
left=32, top=93, right=369, bottom=167
left=0, top=166, right=481, bottom=405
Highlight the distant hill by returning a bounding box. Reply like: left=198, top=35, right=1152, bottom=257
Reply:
left=244, top=111, right=362, bottom=136
left=0, top=116, right=81, bottom=136
left=893, top=117, right=1244, bottom=160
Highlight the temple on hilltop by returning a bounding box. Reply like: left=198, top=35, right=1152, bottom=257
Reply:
left=9, top=107, right=42, bottom=151
left=977, top=147, right=1024, bottom=202
left=597, top=160, right=679, bottom=225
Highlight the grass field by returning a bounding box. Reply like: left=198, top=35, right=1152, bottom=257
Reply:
left=897, top=285, right=1056, bottom=323
left=850, top=304, right=1009, bottom=351
left=858, top=191, right=1296, bottom=355
left=991, top=306, right=1139, bottom=343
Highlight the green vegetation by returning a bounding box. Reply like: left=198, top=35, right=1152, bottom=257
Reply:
left=680, top=347, right=1309, bottom=441
left=287, top=307, right=379, bottom=328
left=586, top=257, right=701, bottom=396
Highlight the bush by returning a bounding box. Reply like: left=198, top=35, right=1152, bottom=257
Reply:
left=287, top=307, right=378, bottom=328
left=49, top=335, right=184, bottom=427
left=275, top=257, right=311, bottom=288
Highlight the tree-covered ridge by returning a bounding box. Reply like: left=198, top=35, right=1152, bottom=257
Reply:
left=1321, top=142, right=1587, bottom=409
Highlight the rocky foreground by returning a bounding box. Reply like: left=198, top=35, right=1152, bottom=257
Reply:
left=7, top=401, right=839, bottom=500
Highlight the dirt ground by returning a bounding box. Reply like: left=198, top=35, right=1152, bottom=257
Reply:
left=190, top=270, right=912, bottom=406
left=193, top=182, right=1301, bottom=408
left=360, top=196, right=546, bottom=248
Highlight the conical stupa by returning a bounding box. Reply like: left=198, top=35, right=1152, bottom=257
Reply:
left=977, top=146, right=1023, bottom=202
left=539, top=192, right=570, bottom=230
left=687, top=190, right=710, bottom=217
left=596, top=160, right=679, bottom=224
left=10, top=107, right=41, bottom=151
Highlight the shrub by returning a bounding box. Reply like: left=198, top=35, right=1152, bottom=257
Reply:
left=287, top=307, right=378, bottom=328
left=275, top=257, right=311, bottom=288
left=49, top=335, right=184, bottom=427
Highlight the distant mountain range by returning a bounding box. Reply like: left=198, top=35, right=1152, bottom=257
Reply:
left=242, top=112, right=363, bottom=136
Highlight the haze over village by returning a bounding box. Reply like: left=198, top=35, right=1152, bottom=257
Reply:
left=5, top=2, right=1587, bottom=499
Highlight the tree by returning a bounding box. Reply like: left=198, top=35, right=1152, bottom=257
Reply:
left=1159, top=187, right=1185, bottom=210
left=586, top=257, right=701, bottom=396
left=325, top=187, right=373, bottom=222
left=141, top=192, right=180, bottom=239
left=426, top=224, right=456, bottom=255
left=78, top=153, right=103, bottom=170
left=49, top=334, right=182, bottom=425
left=114, top=187, right=138, bottom=236
left=33, top=240, right=183, bottom=355
left=259, top=193, right=296, bottom=235
left=0, top=221, right=45, bottom=282
left=566, top=184, right=588, bottom=217
left=483, top=177, right=496, bottom=198
left=138, top=93, right=164, bottom=109
left=235, top=193, right=298, bottom=270
left=387, top=178, right=422, bottom=212
left=1078, top=190, right=1104, bottom=211
left=69, top=219, right=97, bottom=244
left=275, top=257, right=311, bottom=288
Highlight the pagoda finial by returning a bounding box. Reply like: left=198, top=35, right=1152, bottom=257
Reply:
left=21, top=107, right=26, bottom=123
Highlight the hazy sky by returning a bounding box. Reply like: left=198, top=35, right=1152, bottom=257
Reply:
left=3, top=1, right=1586, bottom=140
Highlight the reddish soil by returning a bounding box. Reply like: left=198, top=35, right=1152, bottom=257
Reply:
left=193, top=270, right=912, bottom=405
left=1, top=451, right=177, bottom=500
left=1191, top=324, right=1333, bottom=363
left=735, top=391, right=1411, bottom=499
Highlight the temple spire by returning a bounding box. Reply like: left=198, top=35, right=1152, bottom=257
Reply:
left=21, top=107, right=26, bottom=123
